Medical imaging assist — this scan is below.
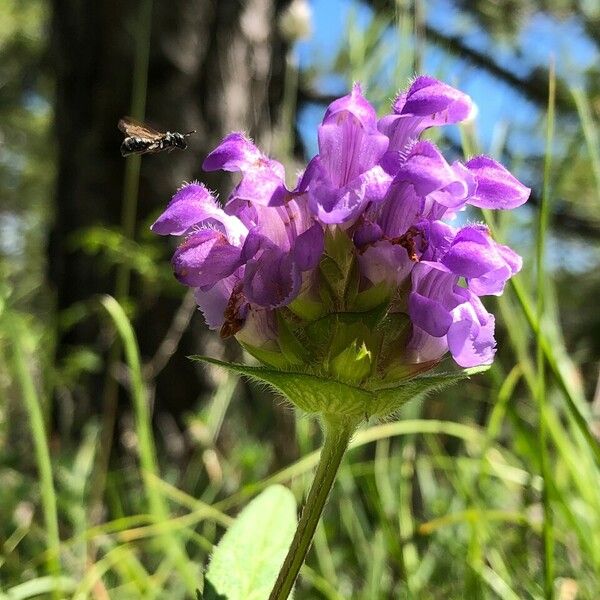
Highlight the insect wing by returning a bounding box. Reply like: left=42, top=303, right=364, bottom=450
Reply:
left=118, top=116, right=163, bottom=139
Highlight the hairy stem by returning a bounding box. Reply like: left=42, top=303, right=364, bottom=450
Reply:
left=269, top=415, right=358, bottom=600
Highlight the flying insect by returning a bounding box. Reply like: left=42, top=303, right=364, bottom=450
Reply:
left=118, top=116, right=196, bottom=156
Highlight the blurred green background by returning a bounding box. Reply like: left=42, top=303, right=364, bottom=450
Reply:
left=1, top=0, right=600, bottom=597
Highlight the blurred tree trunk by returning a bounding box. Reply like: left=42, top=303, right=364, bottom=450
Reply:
left=48, top=0, right=290, bottom=421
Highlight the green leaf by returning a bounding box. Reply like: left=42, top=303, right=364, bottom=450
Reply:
left=302, top=307, right=389, bottom=359
left=370, top=365, right=491, bottom=416
left=276, top=312, right=311, bottom=365
left=343, top=256, right=361, bottom=306
left=191, top=355, right=489, bottom=418
left=323, top=225, right=355, bottom=269
left=198, top=580, right=228, bottom=600
left=194, top=355, right=370, bottom=414
left=288, top=294, right=327, bottom=321
left=319, top=227, right=357, bottom=305
left=351, top=281, right=392, bottom=311
left=239, top=341, right=290, bottom=369
left=204, top=485, right=297, bottom=600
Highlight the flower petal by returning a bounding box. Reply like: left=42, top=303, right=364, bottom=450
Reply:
left=441, top=225, right=522, bottom=295
left=398, top=141, right=469, bottom=201
left=447, top=300, right=496, bottom=367
left=407, top=326, right=448, bottom=364
left=318, top=85, right=388, bottom=187
left=151, top=182, right=247, bottom=243
left=202, top=132, right=262, bottom=172
left=442, top=225, right=502, bottom=278
left=324, top=83, right=378, bottom=124
left=193, top=275, right=239, bottom=330
left=172, top=230, right=242, bottom=287
left=358, top=241, right=414, bottom=287
left=376, top=180, right=424, bottom=237
left=293, top=223, right=324, bottom=271
left=203, top=132, right=287, bottom=206
left=244, top=249, right=301, bottom=308
left=394, top=76, right=474, bottom=123
left=379, top=77, right=474, bottom=153
left=309, top=162, right=392, bottom=225
left=233, top=166, right=288, bottom=207
left=407, top=262, right=458, bottom=336
left=408, top=291, right=453, bottom=337
left=466, top=156, right=530, bottom=209
left=354, top=219, right=383, bottom=247
left=236, top=308, right=278, bottom=347
left=418, top=221, right=457, bottom=262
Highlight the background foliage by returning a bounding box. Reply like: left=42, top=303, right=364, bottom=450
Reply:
left=1, top=0, right=600, bottom=597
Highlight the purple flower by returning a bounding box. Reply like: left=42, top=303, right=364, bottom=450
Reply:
left=439, top=224, right=522, bottom=296
left=233, top=199, right=324, bottom=308
left=153, top=77, right=529, bottom=371
left=151, top=182, right=247, bottom=240
left=298, top=84, right=391, bottom=225
left=203, top=132, right=288, bottom=206
left=152, top=183, right=247, bottom=289
left=378, top=75, right=474, bottom=156
left=355, top=141, right=475, bottom=248
left=400, top=220, right=521, bottom=365
left=407, top=260, right=497, bottom=368
left=465, top=156, right=530, bottom=210
left=152, top=135, right=324, bottom=335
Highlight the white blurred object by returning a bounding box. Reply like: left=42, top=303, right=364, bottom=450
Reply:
left=279, top=0, right=312, bottom=43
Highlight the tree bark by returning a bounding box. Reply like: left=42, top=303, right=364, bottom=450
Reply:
left=49, top=0, right=290, bottom=418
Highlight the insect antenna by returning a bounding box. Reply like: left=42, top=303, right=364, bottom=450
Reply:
left=183, top=130, right=197, bottom=137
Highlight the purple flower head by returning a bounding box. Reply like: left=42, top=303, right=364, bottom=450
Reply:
left=153, top=77, right=529, bottom=373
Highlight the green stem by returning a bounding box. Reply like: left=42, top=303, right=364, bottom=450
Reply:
left=91, top=0, right=153, bottom=530
left=537, top=60, right=556, bottom=599
left=117, top=0, right=153, bottom=279
left=269, top=416, right=358, bottom=600
left=8, top=320, right=61, bottom=598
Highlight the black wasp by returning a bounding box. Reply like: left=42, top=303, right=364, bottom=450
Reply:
left=118, top=116, right=196, bottom=157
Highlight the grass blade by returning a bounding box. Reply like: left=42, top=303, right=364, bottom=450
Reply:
left=6, top=316, right=61, bottom=594
left=98, top=295, right=198, bottom=593
left=536, top=60, right=556, bottom=598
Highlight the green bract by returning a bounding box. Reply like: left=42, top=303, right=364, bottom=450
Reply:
left=192, top=355, right=488, bottom=420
